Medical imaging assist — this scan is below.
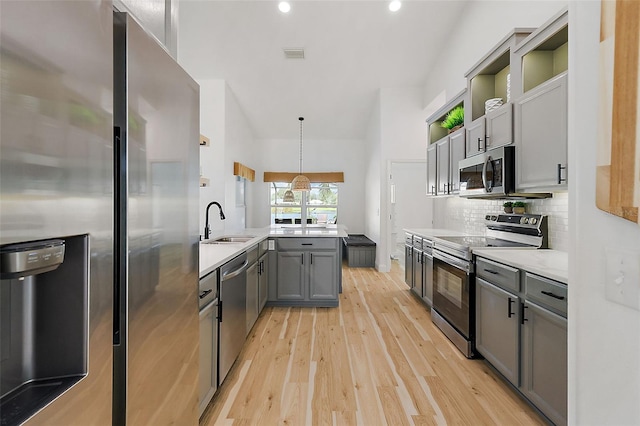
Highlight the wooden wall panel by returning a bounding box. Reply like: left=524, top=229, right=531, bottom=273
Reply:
left=596, top=0, right=640, bottom=225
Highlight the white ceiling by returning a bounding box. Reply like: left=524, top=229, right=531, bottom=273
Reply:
left=178, top=0, right=469, bottom=140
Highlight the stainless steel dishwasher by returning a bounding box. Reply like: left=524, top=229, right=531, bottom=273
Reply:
left=218, top=252, right=248, bottom=384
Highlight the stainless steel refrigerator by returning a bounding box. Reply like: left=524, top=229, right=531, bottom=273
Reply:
left=0, top=2, right=200, bottom=424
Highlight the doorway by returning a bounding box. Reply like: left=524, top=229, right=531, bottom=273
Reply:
left=389, top=161, right=433, bottom=270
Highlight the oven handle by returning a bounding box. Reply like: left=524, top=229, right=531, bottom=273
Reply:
left=433, top=250, right=471, bottom=273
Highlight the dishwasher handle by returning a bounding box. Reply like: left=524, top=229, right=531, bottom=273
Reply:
left=221, top=260, right=249, bottom=281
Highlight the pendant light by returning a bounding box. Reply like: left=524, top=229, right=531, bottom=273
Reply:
left=291, top=117, right=311, bottom=191
left=282, top=185, right=295, bottom=202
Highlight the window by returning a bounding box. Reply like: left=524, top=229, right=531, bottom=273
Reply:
left=270, top=182, right=338, bottom=224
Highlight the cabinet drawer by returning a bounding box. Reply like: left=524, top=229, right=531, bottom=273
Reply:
left=413, top=236, right=423, bottom=249
left=476, top=257, right=520, bottom=293
left=525, top=273, right=567, bottom=316
left=277, top=238, right=337, bottom=251
left=405, top=233, right=413, bottom=245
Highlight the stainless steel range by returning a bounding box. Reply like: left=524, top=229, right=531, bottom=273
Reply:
left=431, top=214, right=548, bottom=358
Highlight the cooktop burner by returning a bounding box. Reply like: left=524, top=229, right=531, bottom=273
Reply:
left=434, top=235, right=535, bottom=249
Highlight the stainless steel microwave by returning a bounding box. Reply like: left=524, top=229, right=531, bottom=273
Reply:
left=458, top=146, right=515, bottom=198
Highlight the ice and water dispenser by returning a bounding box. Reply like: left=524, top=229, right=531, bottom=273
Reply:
left=0, top=235, right=88, bottom=425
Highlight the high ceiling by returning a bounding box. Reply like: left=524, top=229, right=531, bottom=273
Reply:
left=178, top=1, right=469, bottom=140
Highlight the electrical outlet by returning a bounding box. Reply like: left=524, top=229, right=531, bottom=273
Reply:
left=605, top=247, right=640, bottom=311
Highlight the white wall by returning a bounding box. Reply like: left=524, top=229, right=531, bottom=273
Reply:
left=422, top=0, right=568, bottom=111
left=256, top=136, right=367, bottom=233
left=569, top=2, right=640, bottom=424
left=223, top=85, right=257, bottom=231
left=433, top=193, right=569, bottom=251
left=196, top=80, right=257, bottom=235
left=365, top=92, right=382, bottom=267
left=361, top=87, right=431, bottom=271
left=198, top=79, right=226, bottom=237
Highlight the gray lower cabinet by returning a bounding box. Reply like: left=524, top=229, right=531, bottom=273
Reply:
left=475, top=256, right=567, bottom=426
left=246, top=246, right=259, bottom=335
left=308, top=251, right=338, bottom=300
left=476, top=278, right=519, bottom=385
left=276, top=251, right=306, bottom=300
left=272, top=238, right=340, bottom=307
left=258, top=252, right=268, bottom=312
left=521, top=300, right=567, bottom=426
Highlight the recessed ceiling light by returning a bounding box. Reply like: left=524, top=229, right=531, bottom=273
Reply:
left=389, top=0, right=401, bottom=12
left=278, top=1, right=291, bottom=13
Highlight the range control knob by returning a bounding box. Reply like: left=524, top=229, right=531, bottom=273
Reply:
left=529, top=217, right=537, bottom=225
left=520, top=217, right=529, bottom=224
left=485, top=215, right=491, bottom=221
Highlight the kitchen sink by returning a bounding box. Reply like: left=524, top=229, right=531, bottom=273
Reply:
left=204, top=235, right=255, bottom=244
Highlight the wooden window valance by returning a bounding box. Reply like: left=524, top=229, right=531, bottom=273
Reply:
left=263, top=172, right=344, bottom=183
left=233, top=162, right=255, bottom=182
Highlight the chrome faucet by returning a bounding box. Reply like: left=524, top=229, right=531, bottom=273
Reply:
left=204, top=201, right=226, bottom=240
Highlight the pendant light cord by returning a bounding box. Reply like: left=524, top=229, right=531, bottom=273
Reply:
left=298, top=117, right=304, bottom=174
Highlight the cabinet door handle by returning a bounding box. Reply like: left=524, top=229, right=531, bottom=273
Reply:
left=302, top=243, right=313, bottom=246
left=521, top=303, right=528, bottom=324
left=477, top=137, right=481, bottom=151
left=483, top=269, right=499, bottom=275
left=218, top=300, right=223, bottom=322
left=508, top=297, right=514, bottom=318
left=301, top=253, right=304, bottom=264
left=199, top=289, right=213, bottom=299
left=541, top=290, right=565, bottom=300
left=310, top=253, right=313, bottom=264
left=557, top=164, right=567, bottom=184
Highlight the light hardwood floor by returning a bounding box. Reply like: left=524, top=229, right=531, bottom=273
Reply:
left=201, top=261, right=546, bottom=425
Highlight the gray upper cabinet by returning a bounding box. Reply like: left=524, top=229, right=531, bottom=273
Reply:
left=465, top=117, right=485, bottom=158
left=485, top=103, right=513, bottom=149
left=436, top=136, right=450, bottom=195
left=426, top=89, right=467, bottom=197
left=516, top=73, right=568, bottom=189
left=514, top=8, right=569, bottom=191
left=426, top=143, right=438, bottom=196
left=464, top=29, right=534, bottom=157
left=448, top=127, right=465, bottom=193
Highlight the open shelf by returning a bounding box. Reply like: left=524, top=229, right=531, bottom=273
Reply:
left=522, top=26, right=568, bottom=93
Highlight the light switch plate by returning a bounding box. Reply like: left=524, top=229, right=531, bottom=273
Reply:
left=605, top=247, right=640, bottom=311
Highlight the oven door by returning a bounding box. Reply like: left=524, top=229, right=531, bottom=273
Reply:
left=432, top=250, right=472, bottom=339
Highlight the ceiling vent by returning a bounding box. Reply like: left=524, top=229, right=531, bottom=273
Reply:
left=283, top=48, right=305, bottom=59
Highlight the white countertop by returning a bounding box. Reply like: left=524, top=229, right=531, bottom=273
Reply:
left=473, top=249, right=568, bottom=284
left=404, top=228, right=473, bottom=240
left=199, top=225, right=348, bottom=277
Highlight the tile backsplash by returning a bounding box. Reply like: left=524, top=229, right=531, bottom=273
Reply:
left=432, top=192, right=569, bottom=252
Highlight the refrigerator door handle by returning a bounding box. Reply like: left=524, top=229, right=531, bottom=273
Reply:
left=113, top=125, right=123, bottom=345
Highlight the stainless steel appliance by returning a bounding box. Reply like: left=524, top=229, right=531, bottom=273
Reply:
left=199, top=271, right=218, bottom=416
left=459, top=146, right=515, bottom=198
left=431, top=214, right=548, bottom=358
left=0, top=3, right=200, bottom=424
left=458, top=146, right=551, bottom=199
left=219, top=252, right=249, bottom=384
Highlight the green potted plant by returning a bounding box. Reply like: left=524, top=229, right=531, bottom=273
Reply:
left=440, top=106, right=464, bottom=133
left=503, top=201, right=513, bottom=213
left=513, top=201, right=526, bottom=214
